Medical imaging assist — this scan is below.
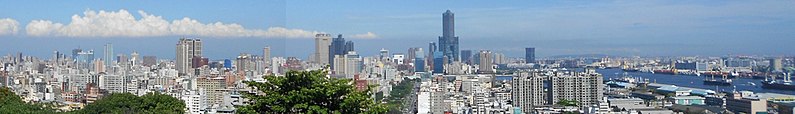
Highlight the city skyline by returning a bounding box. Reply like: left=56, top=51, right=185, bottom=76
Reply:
left=2, top=1, right=795, bottom=113
left=1, top=1, right=794, bottom=59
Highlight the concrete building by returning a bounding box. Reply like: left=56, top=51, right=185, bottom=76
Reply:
left=103, top=43, right=113, bottom=68
left=194, top=76, right=227, bottom=105
left=478, top=50, right=493, bottom=74
left=392, top=53, right=405, bottom=65
left=332, top=51, right=362, bottom=79
left=670, top=96, right=705, bottom=105
left=176, top=38, right=202, bottom=75
left=512, top=69, right=604, bottom=112
left=183, top=89, right=208, bottom=114
left=99, top=74, right=125, bottom=93
left=314, top=34, right=332, bottom=65
left=262, top=46, right=271, bottom=65
left=725, top=92, right=767, bottom=114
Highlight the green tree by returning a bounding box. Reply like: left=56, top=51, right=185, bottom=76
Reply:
left=0, top=87, right=57, bottom=114
left=74, top=92, right=185, bottom=114
left=557, top=99, right=579, bottom=107
left=237, top=70, right=388, bottom=114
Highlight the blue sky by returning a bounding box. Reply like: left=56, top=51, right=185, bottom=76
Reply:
left=0, top=0, right=793, bottom=60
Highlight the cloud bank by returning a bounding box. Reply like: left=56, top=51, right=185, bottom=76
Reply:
left=0, top=18, right=19, bottom=36
left=349, top=32, right=378, bottom=39
left=24, top=9, right=376, bottom=38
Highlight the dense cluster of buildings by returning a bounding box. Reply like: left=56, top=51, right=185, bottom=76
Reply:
left=5, top=9, right=795, bottom=114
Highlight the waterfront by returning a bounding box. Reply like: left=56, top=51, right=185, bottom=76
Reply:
left=597, top=69, right=795, bottom=95
left=495, top=69, right=795, bottom=95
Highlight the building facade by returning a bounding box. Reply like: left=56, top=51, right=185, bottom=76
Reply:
left=438, top=10, right=459, bottom=62
left=512, top=69, right=604, bottom=112
left=176, top=38, right=202, bottom=75
left=315, top=34, right=332, bottom=65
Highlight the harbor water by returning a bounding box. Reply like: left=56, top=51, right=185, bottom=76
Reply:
left=494, top=68, right=795, bottom=95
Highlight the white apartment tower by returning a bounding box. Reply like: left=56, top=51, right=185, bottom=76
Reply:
left=512, top=69, right=604, bottom=112
left=478, top=50, right=493, bottom=74
left=315, top=34, right=332, bottom=65
left=176, top=38, right=202, bottom=75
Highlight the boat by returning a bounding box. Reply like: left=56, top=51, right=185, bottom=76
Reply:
left=701, top=71, right=736, bottom=79
left=703, top=75, right=732, bottom=86
left=653, top=69, right=676, bottom=75
left=761, top=69, right=795, bottom=90
left=622, top=68, right=640, bottom=72
left=704, top=79, right=732, bottom=86
left=761, top=80, right=795, bottom=90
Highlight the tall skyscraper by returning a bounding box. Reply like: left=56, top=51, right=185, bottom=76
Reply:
left=414, top=48, right=426, bottom=72
left=314, top=34, right=332, bottom=65
left=176, top=38, right=202, bottom=75
left=478, top=50, right=493, bottom=74
left=263, top=46, right=271, bottom=64
left=72, top=48, right=82, bottom=60
left=525, top=47, right=536, bottom=63
left=329, top=34, right=354, bottom=68
left=406, top=48, right=417, bottom=65
left=428, top=42, right=436, bottom=71
left=130, top=51, right=139, bottom=66
left=379, top=48, right=389, bottom=61
left=104, top=43, right=113, bottom=67
left=432, top=51, right=445, bottom=74
left=460, top=50, right=472, bottom=65
left=438, top=10, right=460, bottom=62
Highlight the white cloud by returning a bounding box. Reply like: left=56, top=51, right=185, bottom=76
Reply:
left=349, top=32, right=378, bottom=39
left=24, top=9, right=376, bottom=38
left=0, top=18, right=20, bottom=36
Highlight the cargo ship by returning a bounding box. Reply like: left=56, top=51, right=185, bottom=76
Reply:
left=762, top=71, right=795, bottom=90
left=761, top=80, right=795, bottom=90
left=622, top=68, right=640, bottom=72
left=703, top=75, right=731, bottom=86
left=652, top=69, right=677, bottom=75
left=700, top=71, right=736, bottom=79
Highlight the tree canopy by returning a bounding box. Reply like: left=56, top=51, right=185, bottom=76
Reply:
left=74, top=92, right=185, bottom=114
left=0, top=87, right=57, bottom=114
left=237, top=70, right=388, bottom=114
left=557, top=99, right=579, bottom=107
left=0, top=87, right=184, bottom=114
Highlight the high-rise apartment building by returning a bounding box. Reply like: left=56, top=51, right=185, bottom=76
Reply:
left=104, top=43, right=113, bottom=67
left=176, top=38, right=202, bottom=75
left=478, top=50, right=493, bottom=74
left=332, top=51, right=362, bottom=79
left=315, top=34, right=332, bottom=65
left=438, top=10, right=459, bottom=62
left=512, top=69, right=604, bottom=112
left=263, top=46, right=271, bottom=64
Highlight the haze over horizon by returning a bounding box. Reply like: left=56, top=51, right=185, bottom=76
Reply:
left=1, top=0, right=793, bottom=59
